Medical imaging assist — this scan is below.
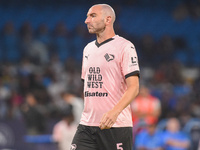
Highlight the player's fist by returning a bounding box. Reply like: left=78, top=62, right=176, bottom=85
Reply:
left=99, top=109, right=119, bottom=130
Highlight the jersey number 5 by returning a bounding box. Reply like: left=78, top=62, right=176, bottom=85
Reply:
left=116, top=143, right=123, bottom=150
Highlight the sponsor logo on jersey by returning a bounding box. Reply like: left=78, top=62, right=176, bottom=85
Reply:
left=129, top=56, right=138, bottom=67
left=131, top=57, right=137, bottom=64
left=85, top=91, right=108, bottom=97
left=104, top=53, right=115, bottom=62
left=87, top=67, right=103, bottom=88
left=70, top=144, right=77, bottom=150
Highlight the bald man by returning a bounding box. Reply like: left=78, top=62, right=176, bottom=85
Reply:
left=71, top=4, right=140, bottom=150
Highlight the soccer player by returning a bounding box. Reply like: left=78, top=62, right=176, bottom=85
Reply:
left=71, top=4, right=140, bottom=150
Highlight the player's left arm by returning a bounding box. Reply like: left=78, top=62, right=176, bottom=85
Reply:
left=99, top=75, right=139, bottom=130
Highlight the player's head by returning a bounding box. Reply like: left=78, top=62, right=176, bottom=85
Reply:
left=166, top=118, right=180, bottom=133
left=85, top=4, right=116, bottom=34
left=139, top=85, right=150, bottom=97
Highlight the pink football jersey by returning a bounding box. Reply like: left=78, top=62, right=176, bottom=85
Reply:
left=80, top=35, right=140, bottom=127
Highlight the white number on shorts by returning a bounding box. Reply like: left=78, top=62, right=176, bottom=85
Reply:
left=116, top=143, right=123, bottom=150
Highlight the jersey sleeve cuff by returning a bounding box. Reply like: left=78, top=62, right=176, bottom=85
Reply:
left=125, top=71, right=140, bottom=79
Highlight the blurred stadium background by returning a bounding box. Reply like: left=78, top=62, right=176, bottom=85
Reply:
left=0, top=0, right=200, bottom=149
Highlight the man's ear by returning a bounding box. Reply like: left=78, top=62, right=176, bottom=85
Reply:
left=105, top=16, right=112, bottom=25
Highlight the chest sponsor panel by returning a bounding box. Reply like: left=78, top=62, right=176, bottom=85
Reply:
left=83, top=47, right=120, bottom=98
left=84, top=66, right=109, bottom=97
left=84, top=91, right=108, bottom=97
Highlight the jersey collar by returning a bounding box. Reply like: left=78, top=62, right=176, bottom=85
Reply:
left=95, top=38, right=114, bottom=48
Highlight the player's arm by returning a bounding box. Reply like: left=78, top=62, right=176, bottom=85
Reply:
left=166, top=139, right=190, bottom=148
left=99, top=75, right=139, bottom=129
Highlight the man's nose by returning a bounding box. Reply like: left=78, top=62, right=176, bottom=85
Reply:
left=85, top=17, right=90, bottom=24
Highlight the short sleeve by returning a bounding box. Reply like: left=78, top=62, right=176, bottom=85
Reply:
left=121, top=43, right=140, bottom=79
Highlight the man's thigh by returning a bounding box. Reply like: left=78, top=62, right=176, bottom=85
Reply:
left=96, top=127, right=133, bottom=150
left=71, top=125, right=99, bottom=150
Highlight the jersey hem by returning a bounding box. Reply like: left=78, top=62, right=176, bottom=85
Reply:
left=80, top=122, right=133, bottom=127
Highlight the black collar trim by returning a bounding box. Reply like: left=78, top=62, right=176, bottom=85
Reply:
left=95, top=38, right=114, bottom=48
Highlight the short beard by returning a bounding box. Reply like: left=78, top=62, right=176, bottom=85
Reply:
left=88, top=23, right=106, bottom=34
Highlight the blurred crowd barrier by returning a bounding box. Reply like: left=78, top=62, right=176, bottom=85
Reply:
left=0, top=117, right=199, bottom=150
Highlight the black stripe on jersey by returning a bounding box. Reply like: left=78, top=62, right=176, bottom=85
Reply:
left=95, top=38, right=114, bottom=48
left=125, top=71, right=140, bottom=79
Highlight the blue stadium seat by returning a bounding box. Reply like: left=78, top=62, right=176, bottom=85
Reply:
left=183, top=118, right=200, bottom=150
left=0, top=2, right=199, bottom=65
left=54, top=36, right=71, bottom=62
left=0, top=45, right=3, bottom=61
left=2, top=34, right=21, bottom=62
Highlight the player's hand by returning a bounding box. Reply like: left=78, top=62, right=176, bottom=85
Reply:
left=99, top=109, right=120, bottom=130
